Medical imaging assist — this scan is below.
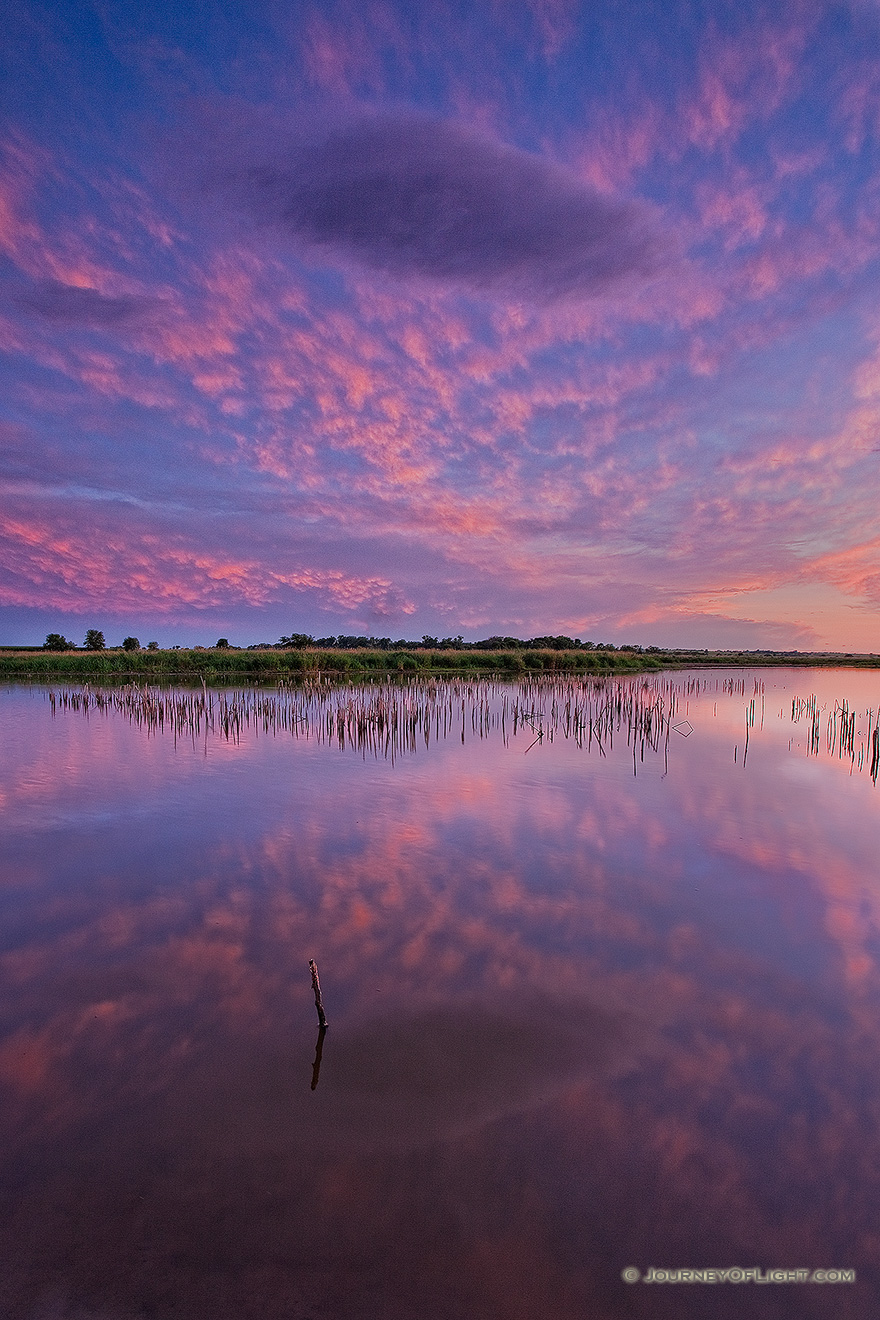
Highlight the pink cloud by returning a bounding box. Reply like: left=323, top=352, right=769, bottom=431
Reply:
left=682, top=18, right=808, bottom=152
left=695, top=170, right=770, bottom=250
left=522, top=0, right=578, bottom=60
left=837, top=52, right=880, bottom=154
left=4, top=3, right=880, bottom=649
left=810, top=537, right=880, bottom=604
left=0, top=503, right=417, bottom=619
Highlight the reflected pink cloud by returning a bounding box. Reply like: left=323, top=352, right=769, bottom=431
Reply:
left=3, top=673, right=880, bottom=1315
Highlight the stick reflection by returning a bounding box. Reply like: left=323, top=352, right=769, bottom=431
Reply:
left=311, top=1024, right=327, bottom=1091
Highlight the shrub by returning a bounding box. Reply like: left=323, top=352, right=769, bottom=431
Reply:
left=280, top=650, right=308, bottom=671
left=84, top=629, right=105, bottom=651
left=44, top=633, right=70, bottom=651
left=498, top=652, right=525, bottom=672
left=122, top=636, right=140, bottom=651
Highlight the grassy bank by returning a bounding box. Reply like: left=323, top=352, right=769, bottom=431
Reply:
left=1, top=645, right=878, bottom=683
left=1, top=645, right=655, bottom=681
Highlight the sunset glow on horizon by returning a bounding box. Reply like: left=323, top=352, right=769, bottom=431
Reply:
left=2, top=0, right=880, bottom=650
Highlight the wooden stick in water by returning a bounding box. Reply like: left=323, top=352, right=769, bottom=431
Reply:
left=309, top=958, right=328, bottom=1029
left=310, top=1024, right=326, bottom=1091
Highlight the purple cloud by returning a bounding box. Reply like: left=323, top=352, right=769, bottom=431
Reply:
left=229, top=112, right=663, bottom=301
left=13, top=279, right=157, bottom=327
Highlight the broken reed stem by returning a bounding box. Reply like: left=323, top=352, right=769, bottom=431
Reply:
left=309, top=958, right=328, bottom=1029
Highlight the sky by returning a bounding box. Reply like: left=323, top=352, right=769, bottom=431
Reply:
left=2, top=0, right=880, bottom=650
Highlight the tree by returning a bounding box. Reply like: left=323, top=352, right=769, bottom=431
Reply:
left=147, top=641, right=159, bottom=650
left=43, top=633, right=69, bottom=651
left=216, top=638, right=229, bottom=649
left=122, top=636, right=140, bottom=651
left=84, top=629, right=105, bottom=651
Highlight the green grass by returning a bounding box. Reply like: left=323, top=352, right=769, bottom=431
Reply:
left=0, top=645, right=662, bottom=681
left=1, top=644, right=879, bottom=684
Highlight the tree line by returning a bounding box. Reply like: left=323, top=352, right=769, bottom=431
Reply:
left=269, top=633, right=643, bottom=652
left=44, top=631, right=648, bottom=653
left=43, top=631, right=158, bottom=652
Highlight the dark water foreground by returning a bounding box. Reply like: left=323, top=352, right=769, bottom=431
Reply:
left=1, top=670, right=878, bottom=1319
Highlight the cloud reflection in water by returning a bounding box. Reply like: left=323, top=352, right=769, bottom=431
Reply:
left=1, top=670, right=879, bottom=1318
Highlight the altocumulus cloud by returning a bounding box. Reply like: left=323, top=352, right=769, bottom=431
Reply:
left=228, top=112, right=662, bottom=301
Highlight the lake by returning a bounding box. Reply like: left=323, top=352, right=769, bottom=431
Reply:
left=1, top=668, right=878, bottom=1319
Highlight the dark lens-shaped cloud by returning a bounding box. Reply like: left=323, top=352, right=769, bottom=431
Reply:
left=235, top=112, right=663, bottom=301
left=13, top=280, right=156, bottom=326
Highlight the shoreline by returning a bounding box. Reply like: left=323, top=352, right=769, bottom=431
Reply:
left=1, top=645, right=879, bottom=683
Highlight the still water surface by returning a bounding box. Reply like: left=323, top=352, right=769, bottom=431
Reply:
left=1, top=668, right=879, bottom=1319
